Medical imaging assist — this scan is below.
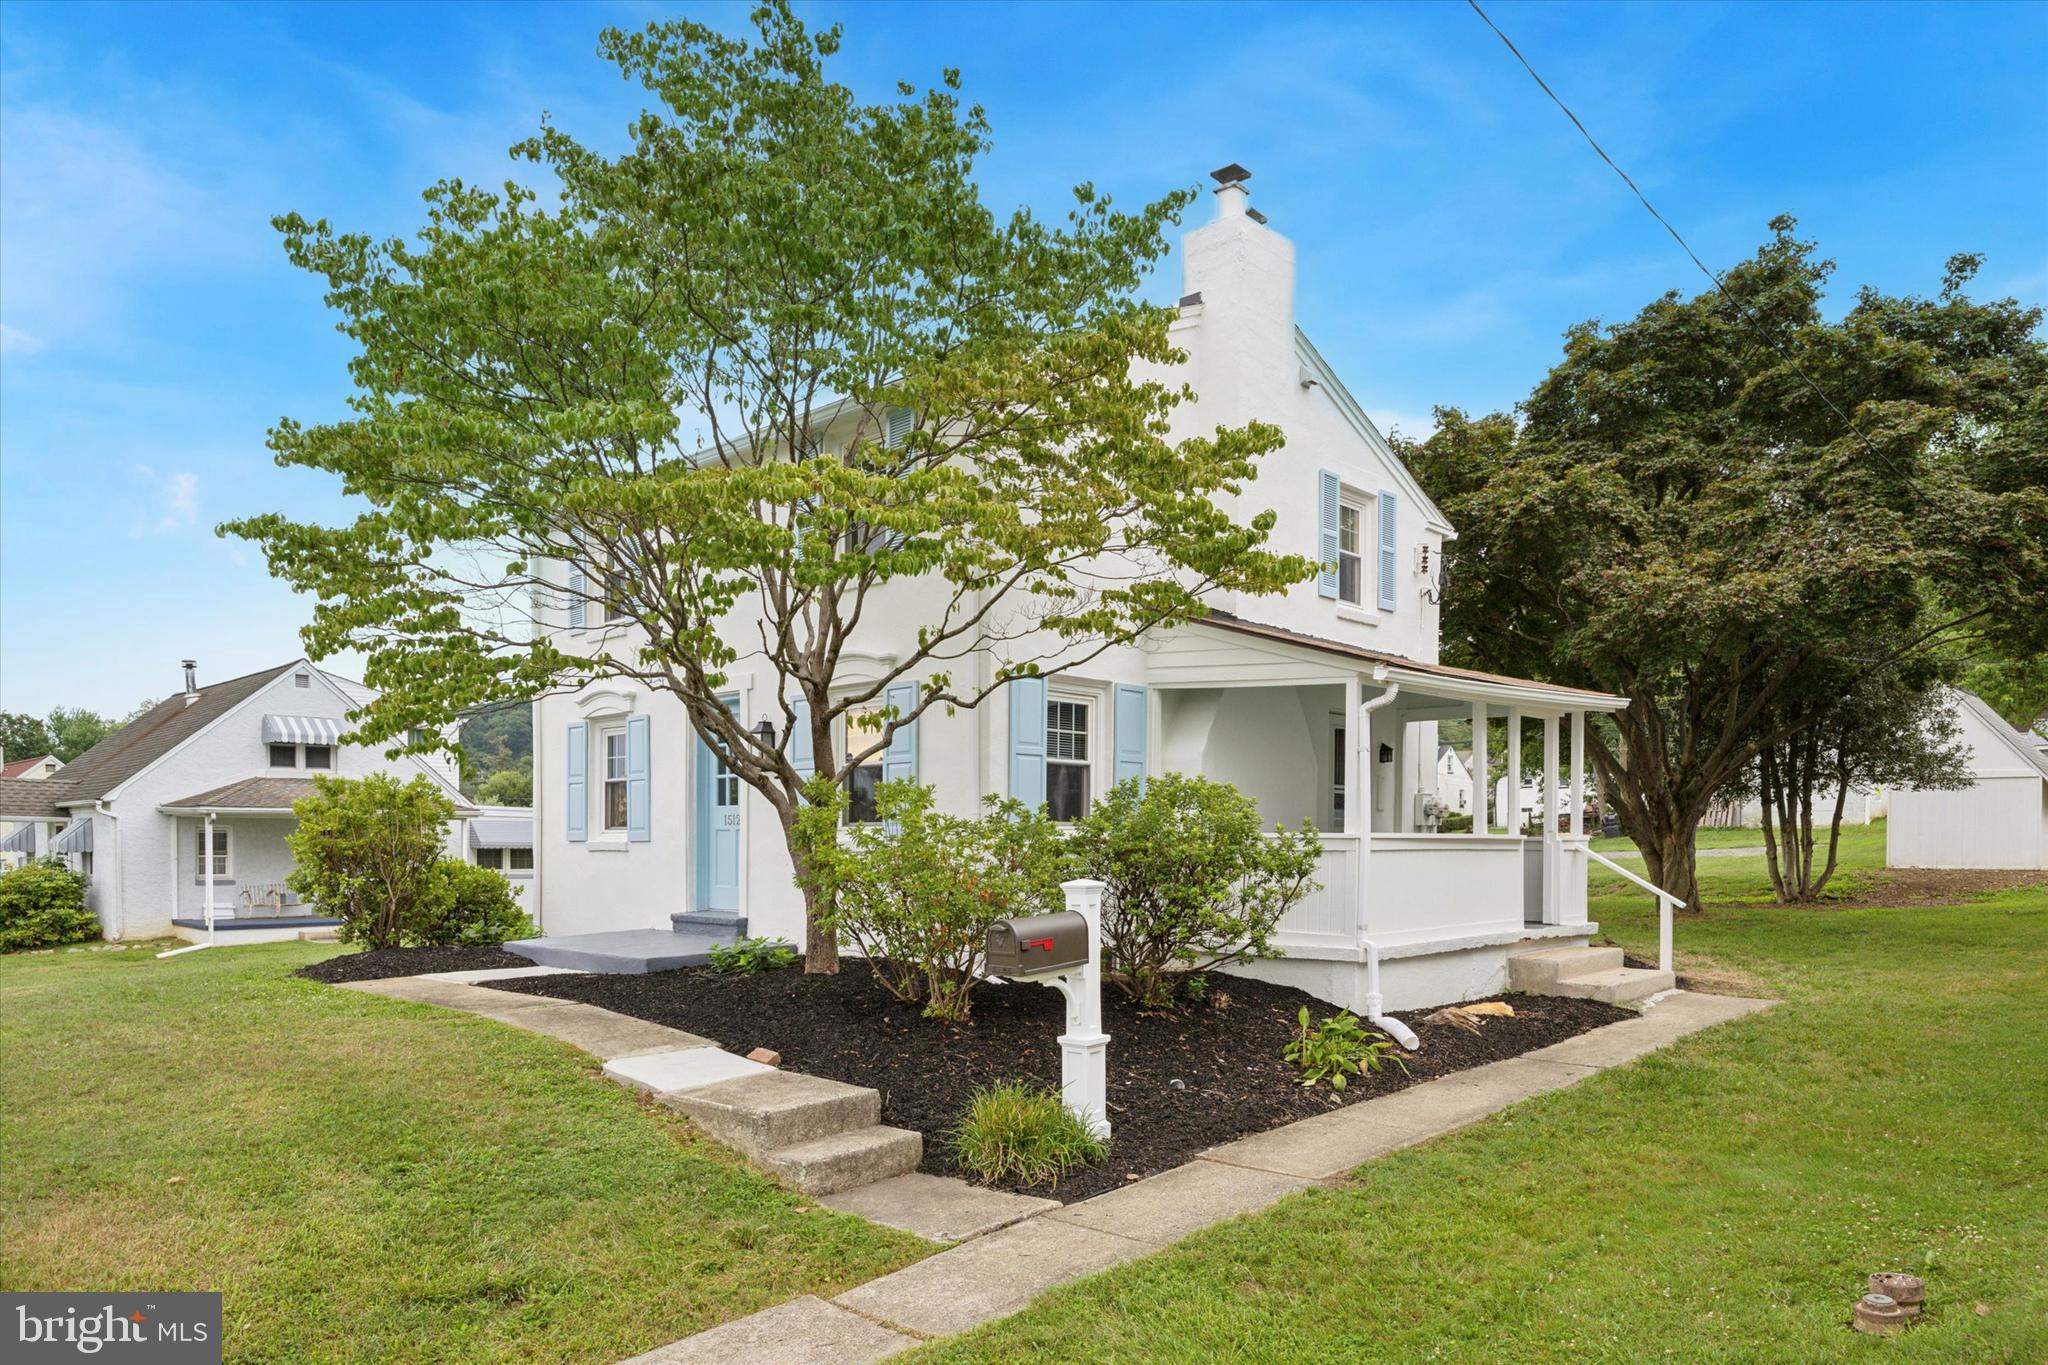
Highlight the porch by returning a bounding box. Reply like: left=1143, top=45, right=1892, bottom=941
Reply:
left=159, top=779, right=339, bottom=938
left=1152, top=616, right=1666, bottom=1005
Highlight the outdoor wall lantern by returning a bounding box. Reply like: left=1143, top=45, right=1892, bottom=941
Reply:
left=1379, top=743, right=1395, bottom=764
left=750, top=717, right=777, bottom=749
left=984, top=881, right=1112, bottom=1139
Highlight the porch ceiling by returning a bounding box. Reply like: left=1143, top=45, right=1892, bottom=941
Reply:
left=1188, top=613, right=1627, bottom=714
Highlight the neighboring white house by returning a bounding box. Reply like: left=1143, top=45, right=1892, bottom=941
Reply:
left=469, top=803, right=536, bottom=905
left=526, top=167, right=1649, bottom=1011
left=1436, top=747, right=1474, bottom=816
left=0, top=659, right=477, bottom=940
left=0, top=753, right=65, bottom=869
left=1889, top=690, right=2048, bottom=871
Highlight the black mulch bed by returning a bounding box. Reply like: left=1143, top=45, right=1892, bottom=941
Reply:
left=297, top=945, right=535, bottom=983
left=491, top=961, right=1633, bottom=1203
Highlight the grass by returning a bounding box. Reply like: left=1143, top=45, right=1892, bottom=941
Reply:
left=1591, top=822, right=1771, bottom=854
left=915, top=821, right=2048, bottom=1362
left=0, top=940, right=928, bottom=1363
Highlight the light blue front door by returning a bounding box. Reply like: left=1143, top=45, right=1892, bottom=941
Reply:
left=696, top=697, right=742, bottom=912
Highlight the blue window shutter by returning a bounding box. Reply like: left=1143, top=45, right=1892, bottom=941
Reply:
left=1008, top=676, right=1047, bottom=812
left=567, top=562, right=587, bottom=632
left=1114, top=683, right=1148, bottom=789
left=625, top=713, right=651, bottom=842
left=1317, top=470, right=1340, bottom=599
left=882, top=682, right=919, bottom=785
left=565, top=721, right=587, bottom=842
left=885, top=406, right=914, bottom=449
left=789, top=695, right=814, bottom=780
left=1377, top=489, right=1399, bottom=611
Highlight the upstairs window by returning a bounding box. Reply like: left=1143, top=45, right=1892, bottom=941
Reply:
left=269, top=743, right=297, bottom=768
left=602, top=729, right=629, bottom=831
left=304, top=745, right=333, bottom=770
left=1337, top=499, right=1365, bottom=606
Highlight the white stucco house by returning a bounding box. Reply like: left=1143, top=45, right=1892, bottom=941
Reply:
left=520, top=167, right=1668, bottom=1011
left=0, top=660, right=477, bottom=941
left=1436, top=747, right=1474, bottom=817
left=1888, top=690, right=2048, bottom=870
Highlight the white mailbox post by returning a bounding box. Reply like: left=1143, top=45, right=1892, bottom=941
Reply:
left=1049, top=878, right=1111, bottom=1139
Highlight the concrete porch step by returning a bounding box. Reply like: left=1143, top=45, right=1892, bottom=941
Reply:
left=1549, top=966, right=1677, bottom=1004
left=661, top=1070, right=881, bottom=1162
left=762, top=1125, right=923, bottom=1196
left=671, top=909, right=748, bottom=936
left=1507, top=945, right=1623, bottom=990
left=506, top=928, right=736, bottom=974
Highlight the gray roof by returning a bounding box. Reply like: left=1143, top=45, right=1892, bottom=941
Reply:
left=0, top=780, right=68, bottom=819
left=161, top=775, right=478, bottom=815
left=36, top=663, right=294, bottom=806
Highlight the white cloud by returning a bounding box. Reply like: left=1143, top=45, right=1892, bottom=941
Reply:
left=0, top=323, right=43, bottom=355
left=130, top=464, right=199, bottom=536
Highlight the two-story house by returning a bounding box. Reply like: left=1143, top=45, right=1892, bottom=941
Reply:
left=0, top=659, right=476, bottom=942
left=522, top=168, right=1667, bottom=1012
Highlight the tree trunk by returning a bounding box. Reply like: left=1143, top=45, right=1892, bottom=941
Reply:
left=1758, top=753, right=1788, bottom=902
left=1643, top=827, right=1701, bottom=915
left=780, top=804, right=841, bottom=976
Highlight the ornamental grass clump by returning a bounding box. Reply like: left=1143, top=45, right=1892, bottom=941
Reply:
left=950, top=1082, right=1107, bottom=1189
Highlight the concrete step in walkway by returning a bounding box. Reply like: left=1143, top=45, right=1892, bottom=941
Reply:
left=630, top=989, right=1777, bottom=1364
left=506, top=927, right=739, bottom=974
left=1508, top=944, right=1674, bottom=1004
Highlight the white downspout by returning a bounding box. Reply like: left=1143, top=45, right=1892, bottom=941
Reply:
left=1353, top=674, right=1419, bottom=1049
left=159, top=811, right=218, bottom=959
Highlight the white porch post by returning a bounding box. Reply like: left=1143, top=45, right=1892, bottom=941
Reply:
left=1505, top=709, right=1523, bottom=835
left=1569, top=710, right=1586, bottom=837
left=1342, top=675, right=1362, bottom=836
left=1541, top=713, right=1561, bottom=924
left=202, top=812, right=217, bottom=945
left=1470, top=701, right=1489, bottom=833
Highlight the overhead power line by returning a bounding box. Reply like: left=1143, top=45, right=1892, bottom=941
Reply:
left=1464, top=0, right=1924, bottom=491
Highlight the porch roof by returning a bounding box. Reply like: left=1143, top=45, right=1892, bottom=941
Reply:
left=1198, top=612, right=1627, bottom=712
left=159, top=777, right=323, bottom=815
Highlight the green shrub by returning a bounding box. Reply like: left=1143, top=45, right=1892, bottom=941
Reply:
left=798, top=780, right=1069, bottom=1020
left=707, top=935, right=799, bottom=974
left=1283, top=1006, right=1405, bottom=1091
left=1068, top=773, right=1321, bottom=1008
left=1439, top=812, right=1474, bottom=833
left=949, top=1082, right=1107, bottom=1188
left=287, top=774, right=456, bottom=948
left=407, top=858, right=535, bottom=946
left=0, top=859, right=100, bottom=952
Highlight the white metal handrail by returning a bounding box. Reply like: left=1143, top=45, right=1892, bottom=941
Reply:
left=1585, top=847, right=1685, bottom=974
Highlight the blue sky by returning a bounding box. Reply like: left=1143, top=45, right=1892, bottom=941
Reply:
left=2, top=0, right=2043, bottom=718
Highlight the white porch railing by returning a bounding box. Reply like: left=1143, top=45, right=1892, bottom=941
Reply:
left=1585, top=847, right=1683, bottom=972
left=1274, top=834, right=1359, bottom=948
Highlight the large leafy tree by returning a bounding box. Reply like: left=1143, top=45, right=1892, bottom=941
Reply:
left=1403, top=220, right=2047, bottom=907
left=228, top=5, right=1307, bottom=970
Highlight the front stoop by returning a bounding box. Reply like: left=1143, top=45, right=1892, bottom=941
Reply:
left=1509, top=944, right=1675, bottom=1004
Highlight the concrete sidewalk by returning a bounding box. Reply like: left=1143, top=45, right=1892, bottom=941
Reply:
left=625, top=990, right=1774, bottom=1363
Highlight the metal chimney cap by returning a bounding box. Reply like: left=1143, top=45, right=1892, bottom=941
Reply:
left=1209, top=162, right=1251, bottom=185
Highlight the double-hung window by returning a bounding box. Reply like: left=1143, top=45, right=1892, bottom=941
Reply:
left=1046, top=698, right=1091, bottom=822
left=304, top=744, right=333, bottom=770
left=601, top=729, right=629, bottom=832
left=1337, top=498, right=1366, bottom=606
left=843, top=706, right=886, bottom=824
left=269, top=743, right=297, bottom=768
left=193, top=827, right=230, bottom=879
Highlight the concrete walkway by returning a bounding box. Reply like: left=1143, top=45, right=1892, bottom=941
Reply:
left=625, top=990, right=1773, bottom=1363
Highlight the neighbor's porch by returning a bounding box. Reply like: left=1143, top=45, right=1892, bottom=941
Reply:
left=159, top=781, right=340, bottom=941
left=1153, top=617, right=1627, bottom=961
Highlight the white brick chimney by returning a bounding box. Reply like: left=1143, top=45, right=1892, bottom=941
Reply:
left=1179, top=163, right=1296, bottom=415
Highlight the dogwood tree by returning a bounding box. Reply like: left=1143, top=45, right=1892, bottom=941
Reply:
left=228, top=5, right=1309, bottom=970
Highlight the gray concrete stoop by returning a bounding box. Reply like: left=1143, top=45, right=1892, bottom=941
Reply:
left=1509, top=943, right=1675, bottom=1004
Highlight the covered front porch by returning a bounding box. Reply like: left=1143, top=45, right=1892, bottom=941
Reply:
left=1150, top=616, right=1642, bottom=1007
left=160, top=779, right=336, bottom=943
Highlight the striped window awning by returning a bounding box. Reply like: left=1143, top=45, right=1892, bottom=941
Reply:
left=469, top=816, right=534, bottom=850
left=262, top=715, right=344, bottom=745
left=50, top=820, right=92, bottom=854
left=0, top=824, right=37, bottom=854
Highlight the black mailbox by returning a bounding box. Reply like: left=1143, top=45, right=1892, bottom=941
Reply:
left=985, top=911, right=1090, bottom=977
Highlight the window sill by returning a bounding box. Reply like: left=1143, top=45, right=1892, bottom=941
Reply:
left=586, top=839, right=628, bottom=853
left=1335, top=606, right=1380, bottom=626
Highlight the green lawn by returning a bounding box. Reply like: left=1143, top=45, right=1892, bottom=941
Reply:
left=1590, top=822, right=1772, bottom=854
left=0, top=941, right=927, bottom=1362
left=918, top=823, right=2048, bottom=1362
